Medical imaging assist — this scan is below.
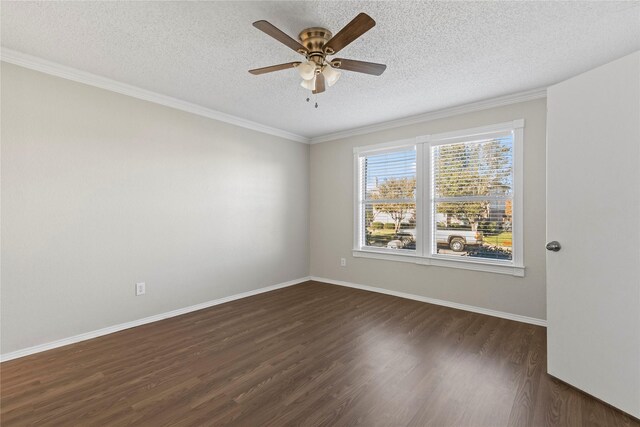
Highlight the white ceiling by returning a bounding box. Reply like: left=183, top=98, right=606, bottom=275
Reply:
left=2, top=1, right=639, bottom=140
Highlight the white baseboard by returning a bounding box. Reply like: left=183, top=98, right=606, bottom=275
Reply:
left=1, top=275, right=544, bottom=362
left=309, top=276, right=547, bottom=327
left=0, top=276, right=311, bottom=362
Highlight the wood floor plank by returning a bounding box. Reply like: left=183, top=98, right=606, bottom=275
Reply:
left=1, top=281, right=638, bottom=426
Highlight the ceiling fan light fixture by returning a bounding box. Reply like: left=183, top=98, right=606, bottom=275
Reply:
left=300, top=76, right=316, bottom=91
left=297, top=61, right=317, bottom=80
left=323, top=64, right=341, bottom=87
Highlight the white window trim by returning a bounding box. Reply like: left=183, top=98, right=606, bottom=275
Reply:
left=353, top=120, right=525, bottom=277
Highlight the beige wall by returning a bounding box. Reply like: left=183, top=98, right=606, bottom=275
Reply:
left=0, top=61, right=547, bottom=356
left=310, top=98, right=547, bottom=320
left=1, top=63, right=310, bottom=354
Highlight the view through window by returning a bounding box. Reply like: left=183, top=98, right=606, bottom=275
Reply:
left=360, top=148, right=417, bottom=251
left=355, top=121, right=521, bottom=273
left=431, top=135, right=513, bottom=261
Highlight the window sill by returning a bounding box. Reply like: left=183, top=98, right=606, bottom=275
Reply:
left=352, top=249, right=525, bottom=277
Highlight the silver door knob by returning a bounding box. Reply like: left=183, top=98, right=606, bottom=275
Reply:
left=546, top=241, right=561, bottom=252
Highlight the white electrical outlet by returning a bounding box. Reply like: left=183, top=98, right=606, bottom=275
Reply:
left=135, top=282, right=146, bottom=296
left=340, top=258, right=347, bottom=267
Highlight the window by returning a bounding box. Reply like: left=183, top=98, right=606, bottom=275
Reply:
left=357, top=146, right=417, bottom=252
left=354, top=120, right=524, bottom=276
left=431, top=135, right=513, bottom=261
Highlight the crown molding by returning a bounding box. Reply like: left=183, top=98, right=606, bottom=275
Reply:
left=309, top=87, right=547, bottom=144
left=0, top=48, right=310, bottom=143
left=2, top=48, right=547, bottom=145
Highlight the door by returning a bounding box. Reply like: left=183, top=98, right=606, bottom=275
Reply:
left=546, top=51, right=640, bottom=418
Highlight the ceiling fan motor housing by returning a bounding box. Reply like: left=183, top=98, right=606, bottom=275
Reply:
left=298, top=27, right=333, bottom=66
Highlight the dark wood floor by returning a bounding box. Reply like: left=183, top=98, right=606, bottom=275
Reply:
left=1, top=281, right=637, bottom=426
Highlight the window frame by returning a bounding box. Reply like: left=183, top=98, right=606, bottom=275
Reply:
left=353, top=120, right=525, bottom=277
left=354, top=140, right=422, bottom=257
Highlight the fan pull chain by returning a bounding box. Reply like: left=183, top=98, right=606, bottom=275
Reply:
left=304, top=94, right=318, bottom=109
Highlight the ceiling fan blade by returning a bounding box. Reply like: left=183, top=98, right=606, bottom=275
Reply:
left=313, top=73, right=326, bottom=94
left=249, top=62, right=301, bottom=75
left=331, top=58, right=386, bottom=76
left=253, top=20, right=308, bottom=55
left=323, top=13, right=376, bottom=55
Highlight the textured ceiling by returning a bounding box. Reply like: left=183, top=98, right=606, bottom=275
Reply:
left=2, top=1, right=639, bottom=139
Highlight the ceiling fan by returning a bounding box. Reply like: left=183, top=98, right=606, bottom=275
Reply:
left=249, top=13, right=386, bottom=94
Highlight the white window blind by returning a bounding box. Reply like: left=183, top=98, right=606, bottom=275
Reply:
left=359, top=147, right=417, bottom=251
left=431, top=134, right=514, bottom=261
